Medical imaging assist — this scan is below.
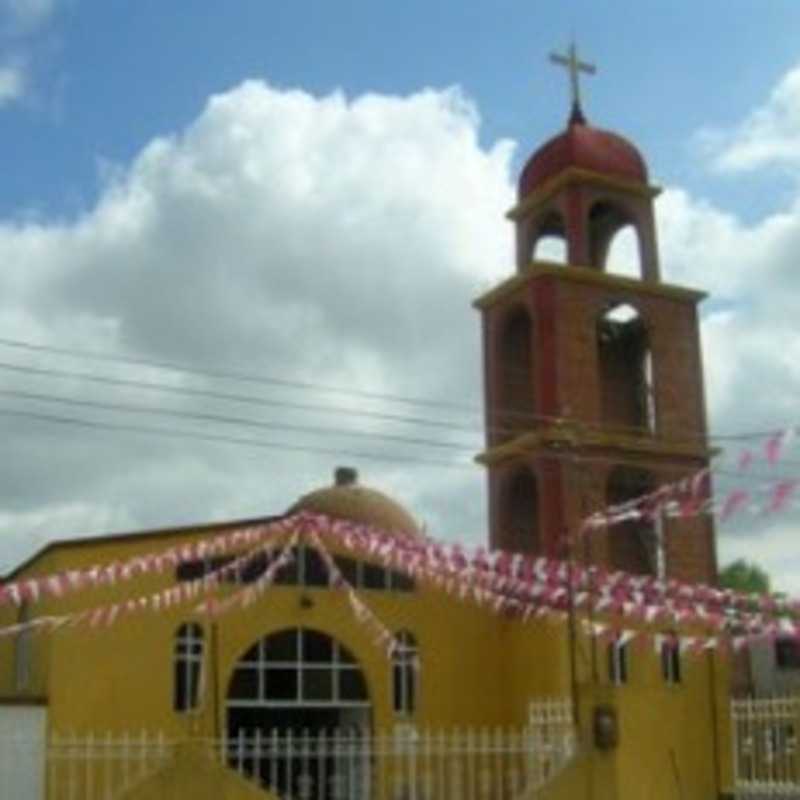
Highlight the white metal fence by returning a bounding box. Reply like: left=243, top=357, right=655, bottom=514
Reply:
left=731, top=696, right=800, bottom=797
left=216, top=721, right=576, bottom=800
left=3, top=701, right=577, bottom=800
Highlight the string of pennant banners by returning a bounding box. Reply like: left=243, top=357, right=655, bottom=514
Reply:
left=0, top=508, right=798, bottom=639
left=582, top=425, right=799, bottom=531
left=2, top=439, right=800, bottom=657
left=0, top=535, right=286, bottom=639
left=315, top=514, right=799, bottom=649
left=0, top=425, right=797, bottom=620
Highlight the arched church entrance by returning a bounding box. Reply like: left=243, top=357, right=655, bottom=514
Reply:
left=226, top=627, right=371, bottom=798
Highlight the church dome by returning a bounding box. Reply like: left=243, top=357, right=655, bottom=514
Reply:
left=289, top=467, right=421, bottom=536
left=518, top=110, right=648, bottom=200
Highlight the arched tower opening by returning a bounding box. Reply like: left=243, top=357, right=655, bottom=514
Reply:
left=606, top=466, right=659, bottom=576
left=498, top=307, right=535, bottom=440
left=588, top=200, right=640, bottom=272
left=596, top=303, right=655, bottom=433
left=499, top=467, right=540, bottom=554
left=599, top=221, right=640, bottom=278
left=531, top=210, right=568, bottom=263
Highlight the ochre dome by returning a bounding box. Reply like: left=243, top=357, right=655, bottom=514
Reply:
left=518, top=116, right=648, bottom=199
left=289, top=468, right=420, bottom=536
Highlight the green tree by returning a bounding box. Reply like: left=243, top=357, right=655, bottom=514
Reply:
left=719, top=559, right=771, bottom=594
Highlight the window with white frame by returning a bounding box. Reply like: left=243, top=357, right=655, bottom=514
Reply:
left=608, top=639, right=629, bottom=686
left=227, top=628, right=369, bottom=707
left=392, top=630, right=418, bottom=716
left=175, top=545, right=415, bottom=593
left=174, top=622, right=205, bottom=712
left=660, top=636, right=681, bottom=685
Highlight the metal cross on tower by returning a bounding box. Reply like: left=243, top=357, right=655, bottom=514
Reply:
left=549, top=42, right=596, bottom=116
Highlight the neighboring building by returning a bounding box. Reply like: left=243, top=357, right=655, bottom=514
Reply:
left=740, top=636, right=800, bottom=697
left=1, top=64, right=739, bottom=800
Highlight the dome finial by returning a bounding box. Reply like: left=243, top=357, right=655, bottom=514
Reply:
left=334, top=466, right=358, bottom=487
left=549, top=40, right=596, bottom=124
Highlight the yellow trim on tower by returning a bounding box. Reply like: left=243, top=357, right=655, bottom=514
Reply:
left=507, top=166, right=662, bottom=221
left=475, top=423, right=715, bottom=467
left=472, top=262, right=706, bottom=310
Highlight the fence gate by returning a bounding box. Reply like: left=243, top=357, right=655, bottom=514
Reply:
left=732, top=696, right=800, bottom=797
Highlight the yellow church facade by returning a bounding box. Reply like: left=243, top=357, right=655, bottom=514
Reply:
left=0, top=470, right=732, bottom=800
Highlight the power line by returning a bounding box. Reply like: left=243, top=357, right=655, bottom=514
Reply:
left=0, top=387, right=477, bottom=453
left=0, top=407, right=475, bottom=470
left=0, top=356, right=746, bottom=452
left=0, top=359, right=483, bottom=435
left=0, top=396, right=747, bottom=482
left=0, top=338, right=787, bottom=454
left=0, top=336, right=483, bottom=414
left=0, top=334, right=765, bottom=444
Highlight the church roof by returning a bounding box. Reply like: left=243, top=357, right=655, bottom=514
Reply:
left=288, top=467, right=420, bottom=537
left=2, top=468, right=419, bottom=582
left=2, top=512, right=284, bottom=581
left=518, top=108, right=648, bottom=199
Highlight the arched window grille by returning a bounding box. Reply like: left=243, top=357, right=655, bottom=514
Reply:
left=392, top=631, right=418, bottom=716
left=174, top=622, right=204, bottom=712
left=227, top=628, right=369, bottom=709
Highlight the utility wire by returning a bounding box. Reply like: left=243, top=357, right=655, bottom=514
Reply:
left=0, top=336, right=482, bottom=414
left=0, top=357, right=738, bottom=451
left=0, top=334, right=770, bottom=444
left=0, top=397, right=742, bottom=481
left=0, top=360, right=482, bottom=435
left=0, top=388, right=476, bottom=453
left=0, top=407, right=474, bottom=470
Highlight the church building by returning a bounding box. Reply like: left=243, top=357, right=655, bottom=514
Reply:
left=0, top=48, right=742, bottom=800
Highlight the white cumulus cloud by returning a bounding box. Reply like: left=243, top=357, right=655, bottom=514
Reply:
left=0, top=73, right=799, bottom=596
left=0, top=81, right=514, bottom=572
left=697, top=63, right=800, bottom=173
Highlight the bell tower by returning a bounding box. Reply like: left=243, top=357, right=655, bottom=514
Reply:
left=475, top=46, right=717, bottom=583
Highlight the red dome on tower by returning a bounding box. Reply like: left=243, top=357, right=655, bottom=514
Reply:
left=518, top=109, right=648, bottom=200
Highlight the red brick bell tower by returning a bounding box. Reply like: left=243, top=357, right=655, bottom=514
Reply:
left=475, top=46, right=717, bottom=584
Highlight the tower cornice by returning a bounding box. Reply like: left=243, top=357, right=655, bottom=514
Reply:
left=508, top=166, right=661, bottom=223
left=473, top=263, right=706, bottom=311
left=474, top=423, right=717, bottom=468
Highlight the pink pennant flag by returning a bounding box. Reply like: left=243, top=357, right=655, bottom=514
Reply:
left=765, top=429, right=794, bottom=465
left=766, top=480, right=799, bottom=514
left=720, top=488, right=750, bottom=522
left=737, top=449, right=754, bottom=471
left=24, top=580, right=41, bottom=603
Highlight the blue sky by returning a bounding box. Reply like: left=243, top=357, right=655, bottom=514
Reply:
left=1, top=1, right=800, bottom=590
left=4, top=1, right=800, bottom=221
